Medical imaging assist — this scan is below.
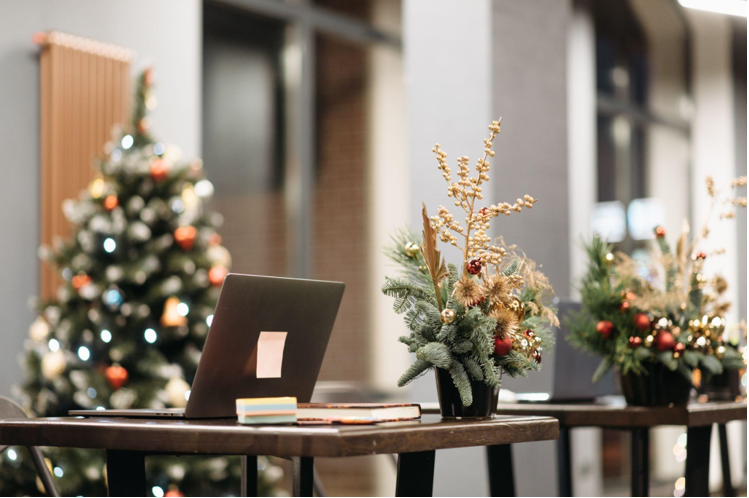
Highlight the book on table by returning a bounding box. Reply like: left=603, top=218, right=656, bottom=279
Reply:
left=297, top=403, right=421, bottom=423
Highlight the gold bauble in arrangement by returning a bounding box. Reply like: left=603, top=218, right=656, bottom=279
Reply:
left=440, top=308, right=456, bottom=324
left=508, top=296, right=525, bottom=322
left=404, top=242, right=420, bottom=258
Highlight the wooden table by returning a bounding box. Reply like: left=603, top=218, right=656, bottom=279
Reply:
left=494, top=399, right=747, bottom=497
left=0, top=414, right=558, bottom=497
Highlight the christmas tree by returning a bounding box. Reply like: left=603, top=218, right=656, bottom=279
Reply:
left=0, top=69, right=282, bottom=496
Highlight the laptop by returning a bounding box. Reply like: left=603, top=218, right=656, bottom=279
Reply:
left=70, top=273, right=345, bottom=419
left=513, top=300, right=616, bottom=402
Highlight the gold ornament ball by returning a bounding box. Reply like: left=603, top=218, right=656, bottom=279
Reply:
left=715, top=345, right=726, bottom=359
left=41, top=350, right=66, bottom=380
left=165, top=377, right=191, bottom=408
left=404, top=242, right=420, bottom=258
left=440, top=308, right=456, bottom=324
left=508, top=296, right=526, bottom=322
left=644, top=335, right=654, bottom=348
left=604, top=252, right=615, bottom=265
left=29, top=316, right=50, bottom=342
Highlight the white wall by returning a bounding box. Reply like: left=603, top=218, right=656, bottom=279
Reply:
left=0, top=0, right=201, bottom=397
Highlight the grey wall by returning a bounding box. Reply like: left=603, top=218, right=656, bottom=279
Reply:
left=0, top=0, right=201, bottom=397
left=405, top=0, right=570, bottom=495
left=404, top=1, right=494, bottom=495
left=491, top=2, right=571, bottom=496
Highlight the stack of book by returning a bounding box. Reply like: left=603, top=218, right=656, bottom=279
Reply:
left=236, top=396, right=297, bottom=424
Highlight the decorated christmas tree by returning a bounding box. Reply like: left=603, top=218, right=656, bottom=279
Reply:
left=0, top=69, right=282, bottom=496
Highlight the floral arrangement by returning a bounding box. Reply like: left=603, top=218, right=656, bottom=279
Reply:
left=382, top=119, right=558, bottom=406
left=568, top=176, right=747, bottom=383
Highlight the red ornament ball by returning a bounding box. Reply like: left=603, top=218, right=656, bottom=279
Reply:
left=208, top=266, right=228, bottom=287
left=596, top=320, right=614, bottom=339
left=165, top=490, right=184, bottom=498
left=619, top=301, right=631, bottom=312
left=174, top=226, right=197, bottom=251
left=655, top=331, right=676, bottom=352
left=150, top=159, right=169, bottom=181
left=692, top=251, right=707, bottom=261
left=103, top=194, right=119, bottom=211
left=466, top=258, right=482, bottom=276
left=105, top=364, right=128, bottom=390
left=532, top=349, right=542, bottom=364
left=655, top=226, right=666, bottom=238
left=674, top=342, right=686, bottom=354
left=624, top=291, right=636, bottom=301
left=494, top=336, right=513, bottom=356
left=71, top=273, right=92, bottom=290
left=628, top=336, right=642, bottom=348
left=633, top=313, right=651, bottom=331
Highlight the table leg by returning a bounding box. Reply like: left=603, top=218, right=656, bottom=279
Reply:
left=395, top=450, right=436, bottom=497
left=684, top=425, right=712, bottom=497
left=630, top=428, right=649, bottom=497
left=557, top=428, right=572, bottom=497
left=241, top=455, right=258, bottom=497
left=106, top=450, right=146, bottom=497
left=486, top=444, right=515, bottom=497
left=292, top=456, right=314, bottom=497
left=718, top=423, right=734, bottom=497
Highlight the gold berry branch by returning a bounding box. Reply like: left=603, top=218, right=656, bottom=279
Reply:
left=428, top=119, right=537, bottom=278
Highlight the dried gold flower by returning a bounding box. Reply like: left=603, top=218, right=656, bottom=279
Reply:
left=491, top=306, right=519, bottom=339
left=711, top=275, right=728, bottom=295
left=705, top=176, right=716, bottom=197
left=452, top=274, right=484, bottom=308
left=485, top=274, right=512, bottom=305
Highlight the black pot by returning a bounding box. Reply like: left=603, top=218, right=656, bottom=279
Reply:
left=699, top=369, right=742, bottom=401
left=619, top=362, right=692, bottom=406
left=434, top=368, right=499, bottom=418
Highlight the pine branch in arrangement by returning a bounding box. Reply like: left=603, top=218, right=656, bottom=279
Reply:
left=397, top=359, right=432, bottom=387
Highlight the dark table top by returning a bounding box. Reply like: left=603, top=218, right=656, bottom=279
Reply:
left=423, top=399, right=745, bottom=428
left=0, top=414, right=559, bottom=458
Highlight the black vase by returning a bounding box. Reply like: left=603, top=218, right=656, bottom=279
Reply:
left=619, top=362, right=692, bottom=406
left=698, top=369, right=742, bottom=401
left=434, top=368, right=499, bottom=419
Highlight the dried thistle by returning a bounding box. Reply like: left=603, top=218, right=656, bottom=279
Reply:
left=452, top=275, right=484, bottom=308
left=485, top=274, right=512, bottom=305
left=491, top=306, right=520, bottom=339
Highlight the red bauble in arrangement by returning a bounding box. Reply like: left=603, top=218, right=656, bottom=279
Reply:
left=674, top=343, right=686, bottom=353
left=174, top=226, right=197, bottom=251
left=596, top=320, right=614, bottom=339
left=208, top=266, right=228, bottom=287
left=655, top=331, right=676, bottom=352
left=633, top=313, right=651, bottom=332
left=466, top=258, right=482, bottom=276
left=494, top=335, right=513, bottom=356
left=105, top=364, right=129, bottom=390
left=692, top=251, right=707, bottom=261
left=165, top=490, right=185, bottom=498
left=628, top=336, right=643, bottom=348
left=655, top=226, right=666, bottom=238
left=532, top=349, right=542, bottom=364
left=619, top=301, right=631, bottom=312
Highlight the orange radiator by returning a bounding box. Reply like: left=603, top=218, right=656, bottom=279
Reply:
left=36, top=32, right=134, bottom=299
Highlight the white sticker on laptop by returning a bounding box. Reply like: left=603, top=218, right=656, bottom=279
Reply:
left=256, top=331, right=288, bottom=378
